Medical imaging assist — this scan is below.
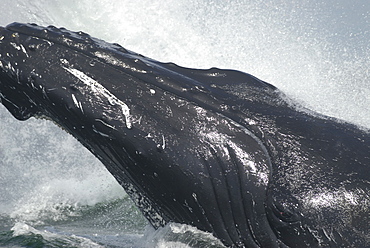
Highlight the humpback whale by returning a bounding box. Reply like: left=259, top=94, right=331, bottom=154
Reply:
left=0, top=23, right=369, bottom=247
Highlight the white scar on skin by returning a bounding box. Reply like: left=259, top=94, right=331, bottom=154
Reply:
left=10, top=42, right=29, bottom=57
left=71, top=93, right=84, bottom=113
left=63, top=66, right=132, bottom=129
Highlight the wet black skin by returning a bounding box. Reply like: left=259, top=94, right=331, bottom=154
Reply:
left=0, top=23, right=369, bottom=247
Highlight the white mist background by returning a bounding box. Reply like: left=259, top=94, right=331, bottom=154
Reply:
left=0, top=0, right=369, bottom=220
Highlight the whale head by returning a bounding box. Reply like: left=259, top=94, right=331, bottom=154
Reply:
left=0, top=23, right=278, bottom=247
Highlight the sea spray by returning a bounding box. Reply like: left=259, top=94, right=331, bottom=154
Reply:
left=0, top=1, right=368, bottom=247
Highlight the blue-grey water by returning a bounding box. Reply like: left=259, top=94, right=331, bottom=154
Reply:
left=0, top=1, right=369, bottom=247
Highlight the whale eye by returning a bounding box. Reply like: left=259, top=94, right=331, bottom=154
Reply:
left=278, top=209, right=293, bottom=220
left=270, top=197, right=300, bottom=223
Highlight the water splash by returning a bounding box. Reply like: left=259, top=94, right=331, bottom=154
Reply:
left=0, top=0, right=368, bottom=246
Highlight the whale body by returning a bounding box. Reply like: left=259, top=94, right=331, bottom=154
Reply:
left=0, top=23, right=369, bottom=247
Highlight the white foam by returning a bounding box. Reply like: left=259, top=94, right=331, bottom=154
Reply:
left=10, top=173, right=126, bottom=223
left=11, top=222, right=104, bottom=247
left=142, top=223, right=224, bottom=248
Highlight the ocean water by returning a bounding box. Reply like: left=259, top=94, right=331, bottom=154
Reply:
left=0, top=1, right=369, bottom=247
